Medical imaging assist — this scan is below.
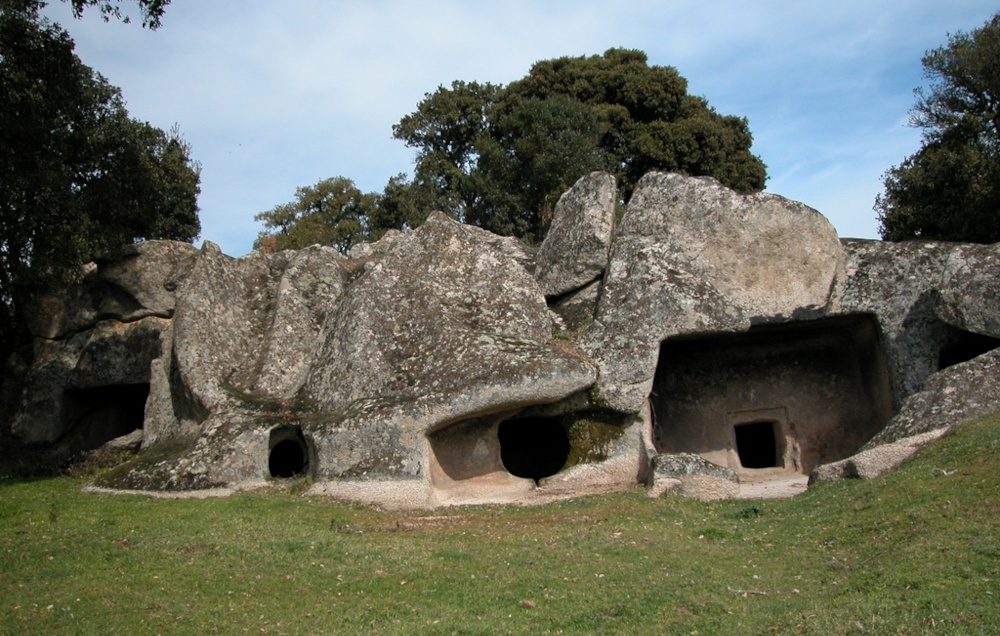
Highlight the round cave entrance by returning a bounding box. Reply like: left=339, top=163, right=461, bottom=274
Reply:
left=497, top=417, right=570, bottom=483
left=268, top=426, right=310, bottom=479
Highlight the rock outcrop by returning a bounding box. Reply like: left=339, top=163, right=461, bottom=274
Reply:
left=4, top=171, right=998, bottom=504
left=534, top=171, right=617, bottom=298
left=581, top=172, right=844, bottom=413
left=647, top=453, right=740, bottom=501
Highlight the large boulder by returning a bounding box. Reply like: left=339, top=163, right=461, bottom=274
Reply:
left=10, top=316, right=170, bottom=446
left=98, top=212, right=597, bottom=491
left=93, top=240, right=199, bottom=322
left=171, top=243, right=282, bottom=416
left=252, top=245, right=346, bottom=398
left=170, top=242, right=350, bottom=416
left=937, top=243, right=1000, bottom=338
left=837, top=240, right=1000, bottom=406
left=302, top=211, right=595, bottom=422
left=837, top=239, right=963, bottom=403
left=7, top=172, right=999, bottom=506
left=582, top=172, right=844, bottom=412
left=19, top=240, right=197, bottom=340
left=647, top=452, right=740, bottom=501
left=810, top=428, right=948, bottom=482
left=863, top=348, right=1000, bottom=447
left=534, top=172, right=617, bottom=298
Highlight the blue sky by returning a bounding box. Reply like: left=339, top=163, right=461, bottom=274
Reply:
left=41, top=1, right=998, bottom=257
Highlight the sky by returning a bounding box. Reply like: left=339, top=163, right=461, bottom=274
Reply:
left=40, top=0, right=999, bottom=257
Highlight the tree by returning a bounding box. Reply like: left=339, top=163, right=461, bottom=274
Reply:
left=266, top=49, right=767, bottom=248
left=392, top=80, right=501, bottom=220
left=368, top=173, right=434, bottom=240
left=501, top=48, right=766, bottom=199
left=63, top=0, right=169, bottom=28
left=467, top=95, right=609, bottom=240
left=876, top=12, right=1000, bottom=243
left=253, top=177, right=377, bottom=254
left=0, top=1, right=200, bottom=355
left=394, top=48, right=767, bottom=242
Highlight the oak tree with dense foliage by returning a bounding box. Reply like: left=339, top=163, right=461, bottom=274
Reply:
left=876, top=12, right=1000, bottom=243
left=393, top=49, right=767, bottom=242
left=0, top=0, right=199, bottom=355
left=253, top=177, right=377, bottom=254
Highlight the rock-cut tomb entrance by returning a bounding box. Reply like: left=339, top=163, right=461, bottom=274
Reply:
left=649, top=314, right=894, bottom=480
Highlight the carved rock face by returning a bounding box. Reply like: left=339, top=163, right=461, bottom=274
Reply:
left=7, top=172, right=1000, bottom=502
left=582, top=172, right=844, bottom=413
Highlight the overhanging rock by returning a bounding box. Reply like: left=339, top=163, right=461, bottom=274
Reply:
left=5, top=172, right=999, bottom=505
left=581, top=172, right=844, bottom=413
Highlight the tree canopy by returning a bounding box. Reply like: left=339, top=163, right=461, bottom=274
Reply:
left=253, top=177, right=376, bottom=254
left=876, top=11, right=1000, bottom=243
left=0, top=1, right=200, bottom=353
left=393, top=49, right=767, bottom=242
left=257, top=49, right=766, bottom=249
left=64, top=0, right=169, bottom=28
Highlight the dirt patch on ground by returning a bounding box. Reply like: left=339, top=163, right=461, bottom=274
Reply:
left=737, top=473, right=809, bottom=499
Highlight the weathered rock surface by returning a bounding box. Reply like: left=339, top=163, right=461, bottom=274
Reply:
left=171, top=244, right=279, bottom=415
left=534, top=172, right=617, bottom=297
left=20, top=241, right=197, bottom=341
left=863, top=348, right=1000, bottom=448
left=810, top=428, right=948, bottom=482
left=93, top=212, right=597, bottom=491
left=937, top=243, right=1000, bottom=338
left=11, top=317, right=169, bottom=445
left=835, top=239, right=1000, bottom=405
left=647, top=452, right=740, bottom=501
left=94, top=240, right=199, bottom=322
left=303, top=212, right=590, bottom=412
left=4, top=172, right=999, bottom=506
left=582, top=172, right=843, bottom=412
left=252, top=245, right=345, bottom=398
left=102, top=428, right=145, bottom=452
left=548, top=279, right=601, bottom=332
left=837, top=239, right=964, bottom=403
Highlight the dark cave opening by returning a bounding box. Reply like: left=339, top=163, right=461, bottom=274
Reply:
left=734, top=421, right=779, bottom=469
left=62, top=383, right=149, bottom=450
left=498, top=417, right=570, bottom=483
left=268, top=426, right=309, bottom=479
left=650, top=314, right=892, bottom=474
left=938, top=329, right=1000, bottom=370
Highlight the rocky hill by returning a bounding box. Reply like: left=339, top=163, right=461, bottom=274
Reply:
left=5, top=172, right=999, bottom=506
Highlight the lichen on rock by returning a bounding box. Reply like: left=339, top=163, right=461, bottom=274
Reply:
left=5, top=172, right=999, bottom=505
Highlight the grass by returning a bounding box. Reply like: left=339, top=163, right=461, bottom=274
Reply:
left=2, top=412, right=999, bottom=635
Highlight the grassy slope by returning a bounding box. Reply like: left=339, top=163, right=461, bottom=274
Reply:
left=1, top=412, right=999, bottom=635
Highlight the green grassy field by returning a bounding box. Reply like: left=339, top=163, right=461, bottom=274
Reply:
left=2, top=412, right=999, bottom=635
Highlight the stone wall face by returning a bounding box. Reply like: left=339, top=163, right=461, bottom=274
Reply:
left=4, top=172, right=998, bottom=503
left=579, top=172, right=844, bottom=414
left=650, top=315, right=892, bottom=476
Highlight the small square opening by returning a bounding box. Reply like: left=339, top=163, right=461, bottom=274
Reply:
left=734, top=421, right=779, bottom=469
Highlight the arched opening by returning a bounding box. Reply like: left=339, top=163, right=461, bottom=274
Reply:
left=498, top=417, right=570, bottom=482
left=734, top=421, right=780, bottom=469
left=268, top=426, right=309, bottom=479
